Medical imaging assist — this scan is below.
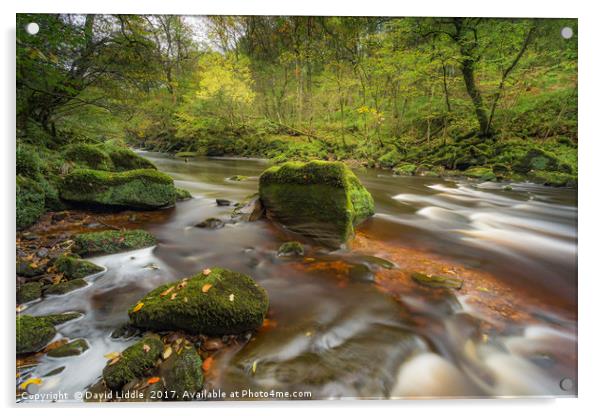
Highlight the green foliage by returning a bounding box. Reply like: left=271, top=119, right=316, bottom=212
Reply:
left=16, top=143, right=41, bottom=177
left=72, top=229, right=157, bottom=257
left=16, top=176, right=45, bottom=230
left=62, top=143, right=114, bottom=170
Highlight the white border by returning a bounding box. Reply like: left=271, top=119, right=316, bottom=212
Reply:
left=2, top=1, right=600, bottom=415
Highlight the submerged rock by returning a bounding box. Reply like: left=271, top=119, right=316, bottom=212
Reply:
left=54, top=254, right=103, bottom=279
left=216, top=199, right=231, bottom=206
left=259, top=161, right=375, bottom=248
left=16, top=313, right=80, bottom=354
left=47, top=339, right=89, bottom=357
left=102, top=335, right=163, bottom=390
left=44, top=278, right=88, bottom=295
left=72, top=229, right=156, bottom=257
left=60, top=168, right=177, bottom=209
left=411, top=272, right=463, bottom=290
left=17, top=281, right=43, bottom=303
left=277, top=241, right=304, bottom=257
left=128, top=267, right=269, bottom=335
left=194, top=217, right=225, bottom=229
left=159, top=343, right=204, bottom=400
left=232, top=194, right=264, bottom=222
left=175, top=188, right=192, bottom=201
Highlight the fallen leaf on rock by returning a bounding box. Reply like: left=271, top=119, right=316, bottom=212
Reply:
left=132, top=302, right=144, bottom=312
left=170, top=293, right=178, bottom=300
left=252, top=360, right=258, bottom=374
left=142, top=344, right=150, bottom=353
left=202, top=284, right=212, bottom=293
left=162, top=346, right=172, bottom=360
left=160, top=287, right=174, bottom=297
left=104, top=352, right=121, bottom=360
left=229, top=293, right=235, bottom=302
left=202, top=268, right=212, bottom=276
left=177, top=281, right=188, bottom=290
left=20, top=378, right=42, bottom=390
left=202, top=356, right=214, bottom=372
left=147, top=377, right=161, bottom=384
left=109, top=356, right=121, bottom=366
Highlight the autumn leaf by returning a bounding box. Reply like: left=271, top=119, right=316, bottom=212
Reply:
left=177, top=281, right=188, bottom=290
left=162, top=346, right=173, bottom=360
left=142, top=344, right=150, bottom=353
left=202, top=283, right=212, bottom=293
left=202, top=356, right=214, bottom=372
left=104, top=352, right=121, bottom=360
left=20, top=378, right=42, bottom=390
left=202, top=268, right=212, bottom=276
left=132, top=302, right=144, bottom=312
left=147, top=377, right=161, bottom=384
left=160, top=287, right=174, bottom=297
left=109, top=356, right=121, bottom=366
left=170, top=293, right=178, bottom=300
left=229, top=293, right=235, bottom=302
left=252, top=360, right=258, bottom=374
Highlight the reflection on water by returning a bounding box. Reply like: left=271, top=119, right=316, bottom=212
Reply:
left=20, top=153, right=577, bottom=400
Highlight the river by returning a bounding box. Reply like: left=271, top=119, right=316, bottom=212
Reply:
left=21, top=152, right=577, bottom=400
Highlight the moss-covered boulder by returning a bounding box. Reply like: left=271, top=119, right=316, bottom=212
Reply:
left=73, top=229, right=156, bottom=257
left=101, top=144, right=156, bottom=171
left=393, top=163, right=417, bottom=176
left=128, top=268, right=269, bottom=335
left=17, top=282, right=43, bottom=303
left=17, top=315, right=56, bottom=354
left=17, top=176, right=45, bottom=230
left=175, top=188, right=192, bottom=201
left=16, top=258, right=45, bottom=277
left=102, top=335, right=163, bottom=390
left=63, top=143, right=114, bottom=171
left=55, top=254, right=104, bottom=279
left=47, top=339, right=89, bottom=357
left=60, top=168, right=177, bottom=209
left=17, top=313, right=81, bottom=354
left=259, top=161, right=375, bottom=247
left=514, top=148, right=560, bottom=174
left=44, top=278, right=88, bottom=295
left=277, top=241, right=304, bottom=257
left=159, top=343, right=204, bottom=400
left=528, top=170, right=577, bottom=187
left=464, top=167, right=496, bottom=182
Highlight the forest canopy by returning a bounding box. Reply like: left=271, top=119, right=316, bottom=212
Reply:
left=16, top=15, right=577, bottom=181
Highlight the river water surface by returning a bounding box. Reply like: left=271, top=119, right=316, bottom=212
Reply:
left=22, top=152, right=577, bottom=400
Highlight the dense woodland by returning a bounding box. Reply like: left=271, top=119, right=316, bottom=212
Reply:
left=17, top=15, right=578, bottom=228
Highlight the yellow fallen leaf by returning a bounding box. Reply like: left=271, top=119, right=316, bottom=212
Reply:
left=202, top=284, right=212, bottom=293
left=160, top=287, right=174, bottom=297
left=177, top=281, right=188, bottom=290
left=142, top=344, right=150, bottom=353
left=229, top=293, right=235, bottom=302
left=104, top=352, right=121, bottom=360
left=109, top=356, right=121, bottom=366
left=162, top=346, right=173, bottom=360
left=20, top=378, right=42, bottom=390
left=132, top=302, right=144, bottom=312
left=203, top=268, right=212, bottom=276
left=170, top=293, right=178, bottom=300
left=252, top=360, right=258, bottom=374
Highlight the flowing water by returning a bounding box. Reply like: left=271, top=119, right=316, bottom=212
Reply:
left=21, top=152, right=577, bottom=400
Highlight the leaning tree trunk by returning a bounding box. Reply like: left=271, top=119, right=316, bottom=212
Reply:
left=460, top=58, right=490, bottom=137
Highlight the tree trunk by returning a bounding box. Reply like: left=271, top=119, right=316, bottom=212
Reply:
left=460, top=58, right=489, bottom=137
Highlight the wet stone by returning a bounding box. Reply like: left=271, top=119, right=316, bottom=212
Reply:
left=411, top=272, right=463, bottom=290
left=194, top=218, right=225, bottom=229
left=47, top=338, right=89, bottom=357
left=216, top=199, right=231, bottom=206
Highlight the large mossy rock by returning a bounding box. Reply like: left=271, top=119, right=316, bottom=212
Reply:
left=100, top=143, right=157, bottom=171
left=60, top=168, right=177, bottom=209
left=73, top=229, right=156, bottom=257
left=102, top=335, right=163, bottom=390
left=62, top=143, right=114, bottom=171
left=259, top=161, right=375, bottom=247
left=128, top=268, right=269, bottom=335
left=16, top=313, right=80, bottom=354
left=55, top=254, right=104, bottom=279
left=17, top=282, right=43, bottom=303
left=17, top=176, right=45, bottom=230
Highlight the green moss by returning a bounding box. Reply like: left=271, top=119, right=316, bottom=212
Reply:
left=528, top=170, right=577, bottom=187
left=60, top=168, right=177, bottom=209
left=129, top=267, right=269, bottom=335
left=464, top=167, right=497, bottom=182
left=513, top=148, right=560, bottom=174
left=393, top=163, right=417, bottom=176
left=17, top=282, right=43, bottom=303
left=44, top=278, right=88, bottom=295
left=16, top=315, right=57, bottom=354
left=16, top=143, right=41, bottom=177
left=43, top=312, right=82, bottom=325
left=277, top=241, right=304, bottom=257
left=73, top=229, right=157, bottom=257
left=175, top=188, right=192, bottom=201
left=101, top=144, right=157, bottom=171
left=378, top=149, right=403, bottom=168
left=47, top=339, right=89, bottom=357
left=411, top=272, right=463, bottom=290
left=17, top=176, right=45, bottom=230
left=102, top=335, right=163, bottom=390
left=259, top=161, right=375, bottom=248
left=55, top=254, right=104, bottom=279
left=62, top=143, right=114, bottom=171
left=160, top=344, right=204, bottom=400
